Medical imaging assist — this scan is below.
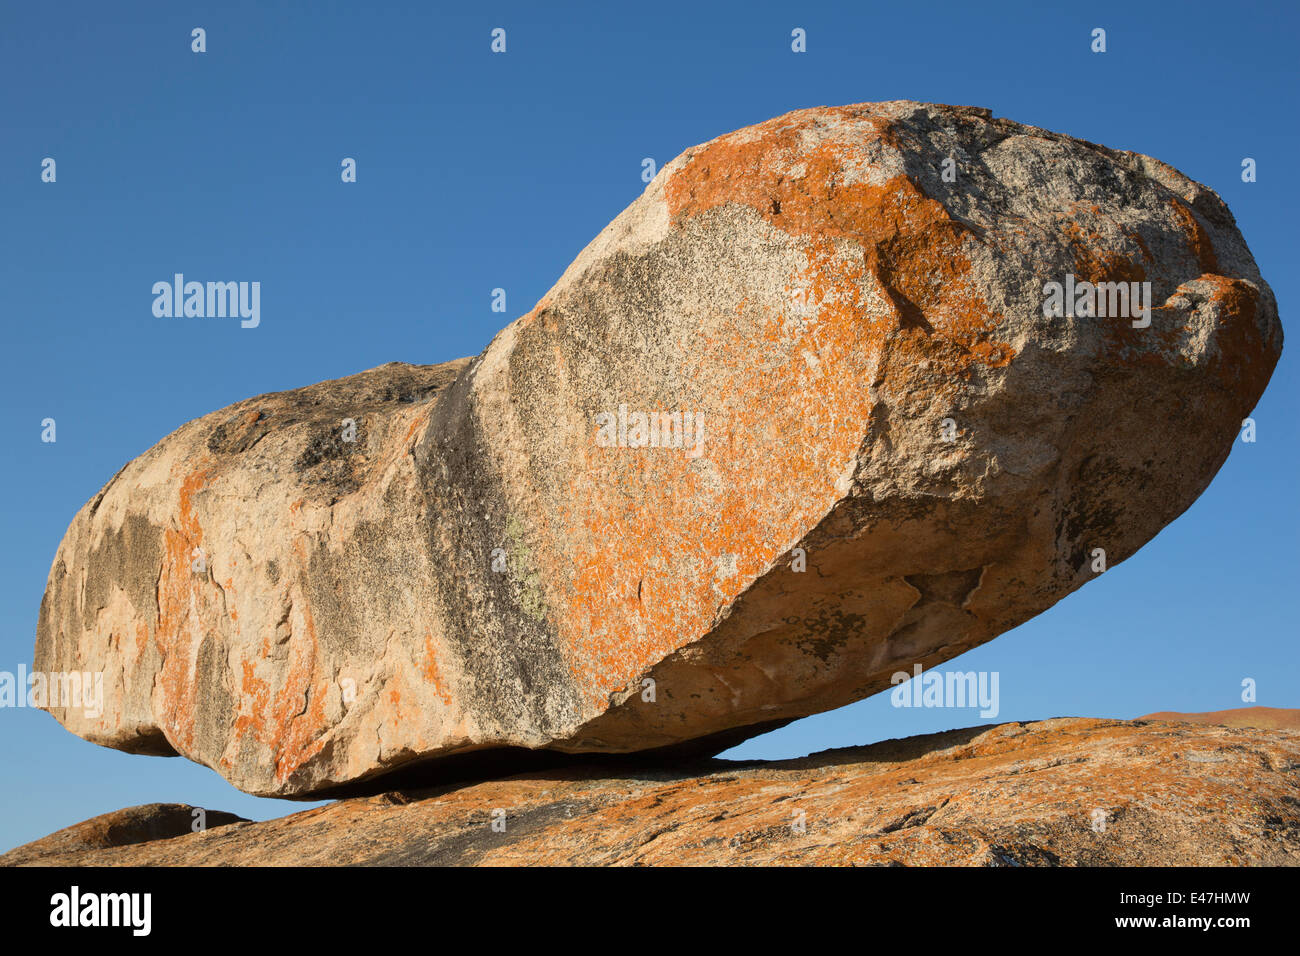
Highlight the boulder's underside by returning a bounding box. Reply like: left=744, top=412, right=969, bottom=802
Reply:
left=35, top=101, right=1282, bottom=796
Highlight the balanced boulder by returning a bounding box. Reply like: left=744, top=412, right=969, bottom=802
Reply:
left=35, top=101, right=1282, bottom=796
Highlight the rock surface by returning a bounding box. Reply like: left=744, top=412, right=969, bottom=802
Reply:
left=6, top=718, right=1298, bottom=866
left=35, top=101, right=1282, bottom=796
left=1139, top=706, right=1300, bottom=731
left=0, top=804, right=245, bottom=866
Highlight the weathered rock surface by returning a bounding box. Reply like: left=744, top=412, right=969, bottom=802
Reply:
left=0, top=804, right=246, bottom=866
left=6, top=718, right=1298, bottom=866
left=36, top=101, right=1281, bottom=796
left=1139, top=706, right=1300, bottom=731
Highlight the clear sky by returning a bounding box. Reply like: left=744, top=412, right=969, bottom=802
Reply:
left=1, top=0, right=1295, bottom=852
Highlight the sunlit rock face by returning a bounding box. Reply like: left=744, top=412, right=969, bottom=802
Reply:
left=35, top=102, right=1282, bottom=796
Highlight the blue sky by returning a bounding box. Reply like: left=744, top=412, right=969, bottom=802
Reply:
left=0, top=0, right=1295, bottom=852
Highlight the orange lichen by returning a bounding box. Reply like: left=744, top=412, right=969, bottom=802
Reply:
left=1169, top=198, right=1219, bottom=274
left=402, top=409, right=429, bottom=451
left=231, top=659, right=270, bottom=742
left=554, top=110, right=1017, bottom=707
left=222, top=535, right=330, bottom=782
left=1192, top=275, right=1268, bottom=400
left=1058, top=213, right=1148, bottom=287
left=153, top=466, right=214, bottom=754
left=263, top=543, right=329, bottom=782
left=421, top=631, right=453, bottom=707
left=666, top=109, right=1016, bottom=382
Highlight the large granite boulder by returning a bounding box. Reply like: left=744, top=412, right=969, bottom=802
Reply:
left=35, top=101, right=1282, bottom=796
